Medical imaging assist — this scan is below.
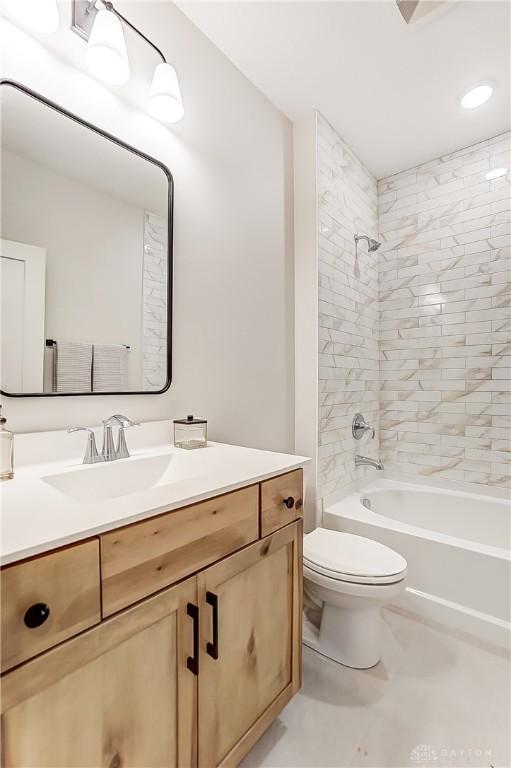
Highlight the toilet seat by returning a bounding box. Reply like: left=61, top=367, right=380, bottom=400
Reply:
left=304, top=528, right=407, bottom=586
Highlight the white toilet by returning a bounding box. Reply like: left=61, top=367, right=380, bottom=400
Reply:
left=303, top=528, right=407, bottom=669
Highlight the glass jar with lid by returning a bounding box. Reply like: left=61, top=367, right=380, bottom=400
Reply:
left=173, top=415, right=207, bottom=449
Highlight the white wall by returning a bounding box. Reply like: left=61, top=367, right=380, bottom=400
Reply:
left=0, top=1, right=294, bottom=452
left=293, top=113, right=318, bottom=531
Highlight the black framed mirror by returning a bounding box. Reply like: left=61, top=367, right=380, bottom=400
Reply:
left=0, top=80, right=173, bottom=396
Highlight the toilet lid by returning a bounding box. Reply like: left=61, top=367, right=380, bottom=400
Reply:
left=303, top=528, right=407, bottom=584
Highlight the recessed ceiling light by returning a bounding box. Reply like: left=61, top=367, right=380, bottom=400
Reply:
left=461, top=84, right=493, bottom=109
left=486, top=167, right=507, bottom=181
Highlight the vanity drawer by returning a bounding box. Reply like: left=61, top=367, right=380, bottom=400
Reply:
left=260, top=469, right=303, bottom=537
left=1, top=540, right=101, bottom=673
left=100, top=484, right=259, bottom=616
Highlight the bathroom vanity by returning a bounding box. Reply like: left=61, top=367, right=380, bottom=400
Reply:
left=0, top=428, right=307, bottom=768
left=0, top=79, right=307, bottom=766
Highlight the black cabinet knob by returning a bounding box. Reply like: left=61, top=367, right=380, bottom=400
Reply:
left=24, top=602, right=50, bottom=629
left=283, top=496, right=295, bottom=509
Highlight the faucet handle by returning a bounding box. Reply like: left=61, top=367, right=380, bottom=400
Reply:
left=115, top=418, right=139, bottom=459
left=67, top=427, right=102, bottom=464
left=103, top=414, right=140, bottom=428
left=116, top=428, right=131, bottom=460
left=352, top=413, right=375, bottom=440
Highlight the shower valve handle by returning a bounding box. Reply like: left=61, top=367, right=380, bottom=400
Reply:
left=352, top=413, right=375, bottom=441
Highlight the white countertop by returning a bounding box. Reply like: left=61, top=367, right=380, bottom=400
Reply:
left=0, top=422, right=310, bottom=566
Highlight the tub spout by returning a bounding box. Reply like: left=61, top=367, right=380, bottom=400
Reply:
left=355, top=455, right=384, bottom=471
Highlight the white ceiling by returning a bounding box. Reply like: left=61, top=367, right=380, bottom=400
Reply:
left=178, top=0, right=511, bottom=178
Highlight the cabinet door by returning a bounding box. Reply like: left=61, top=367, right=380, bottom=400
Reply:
left=1, top=577, right=198, bottom=768
left=198, top=521, right=302, bottom=768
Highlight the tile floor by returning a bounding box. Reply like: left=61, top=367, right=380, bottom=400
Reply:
left=242, top=609, right=511, bottom=768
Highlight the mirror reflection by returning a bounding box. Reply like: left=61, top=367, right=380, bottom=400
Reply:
left=0, top=83, right=172, bottom=396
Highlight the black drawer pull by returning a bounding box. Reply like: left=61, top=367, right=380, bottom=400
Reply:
left=206, top=591, right=219, bottom=660
left=283, top=496, right=295, bottom=509
left=186, top=603, right=199, bottom=676
left=24, top=603, right=50, bottom=629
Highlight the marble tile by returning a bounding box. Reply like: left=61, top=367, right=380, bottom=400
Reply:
left=315, top=117, right=509, bottom=491
left=317, top=114, right=379, bottom=496
left=378, top=132, right=511, bottom=488
left=241, top=610, right=511, bottom=768
left=142, top=212, right=168, bottom=390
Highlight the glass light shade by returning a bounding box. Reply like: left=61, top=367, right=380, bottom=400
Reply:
left=149, top=63, right=184, bottom=123
left=86, top=9, right=130, bottom=86
left=461, top=84, right=493, bottom=109
left=4, top=0, right=59, bottom=33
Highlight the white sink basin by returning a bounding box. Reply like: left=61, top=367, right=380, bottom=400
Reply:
left=42, top=454, right=182, bottom=504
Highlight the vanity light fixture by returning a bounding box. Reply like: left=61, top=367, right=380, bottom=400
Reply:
left=149, top=62, right=184, bottom=123
left=461, top=84, right=493, bottom=109
left=4, top=0, right=59, bottom=34
left=72, top=0, right=184, bottom=123
left=86, top=7, right=129, bottom=85
left=486, top=167, right=507, bottom=181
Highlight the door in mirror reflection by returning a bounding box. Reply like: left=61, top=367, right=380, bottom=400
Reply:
left=0, top=81, right=173, bottom=396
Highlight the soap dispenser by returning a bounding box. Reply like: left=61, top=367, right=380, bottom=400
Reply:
left=0, top=405, right=14, bottom=480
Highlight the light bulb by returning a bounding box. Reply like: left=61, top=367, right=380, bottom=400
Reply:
left=461, top=84, right=493, bottom=109
left=149, top=62, right=184, bottom=123
left=4, top=0, right=59, bottom=33
left=86, top=8, right=130, bottom=86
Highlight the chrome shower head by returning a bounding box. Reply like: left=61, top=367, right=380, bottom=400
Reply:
left=354, top=234, right=381, bottom=252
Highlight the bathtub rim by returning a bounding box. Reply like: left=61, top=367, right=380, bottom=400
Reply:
left=324, top=468, right=511, bottom=506
left=323, top=474, right=510, bottom=562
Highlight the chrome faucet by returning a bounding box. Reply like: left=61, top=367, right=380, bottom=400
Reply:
left=102, top=414, right=140, bottom=460
left=355, top=455, right=384, bottom=471
left=102, top=417, right=118, bottom=462
left=70, top=415, right=139, bottom=464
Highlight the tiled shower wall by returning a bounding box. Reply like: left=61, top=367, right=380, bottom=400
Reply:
left=317, top=114, right=379, bottom=498
left=378, top=132, right=511, bottom=487
left=316, top=117, right=510, bottom=498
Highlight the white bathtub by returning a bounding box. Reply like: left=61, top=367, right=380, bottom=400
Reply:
left=324, top=477, right=511, bottom=649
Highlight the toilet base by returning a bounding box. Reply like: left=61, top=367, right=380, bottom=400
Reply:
left=304, top=562, right=406, bottom=669
left=303, top=602, right=383, bottom=669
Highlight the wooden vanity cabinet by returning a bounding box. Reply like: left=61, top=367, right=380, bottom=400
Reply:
left=100, top=485, right=259, bottom=617
left=0, top=540, right=101, bottom=674
left=260, top=469, right=303, bottom=537
left=0, top=472, right=303, bottom=768
left=1, top=576, right=197, bottom=768
left=198, top=522, right=302, bottom=768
